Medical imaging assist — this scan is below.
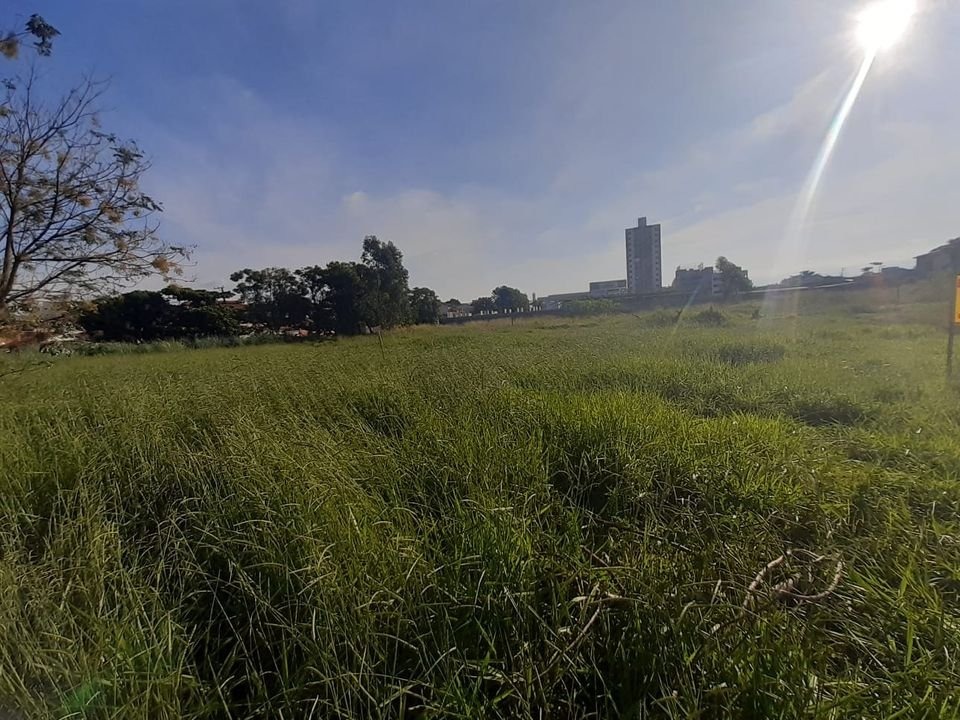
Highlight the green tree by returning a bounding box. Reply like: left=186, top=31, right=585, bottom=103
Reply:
left=471, top=296, right=495, bottom=314
left=0, top=72, right=187, bottom=313
left=161, top=285, right=238, bottom=337
left=229, top=267, right=310, bottom=331
left=358, top=235, right=410, bottom=329
left=410, top=287, right=440, bottom=324
left=177, top=306, right=239, bottom=338
left=160, top=285, right=230, bottom=307
left=80, top=287, right=240, bottom=341
left=321, top=261, right=366, bottom=335
left=78, top=291, right=171, bottom=342
left=715, top=257, right=753, bottom=298
left=295, top=266, right=327, bottom=307
left=492, top=285, right=529, bottom=313
left=295, top=265, right=334, bottom=331
left=445, top=298, right=461, bottom=306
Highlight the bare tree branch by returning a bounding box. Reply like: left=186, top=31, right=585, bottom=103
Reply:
left=0, top=69, right=188, bottom=311
left=1, top=14, right=60, bottom=59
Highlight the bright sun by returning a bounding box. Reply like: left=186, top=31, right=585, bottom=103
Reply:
left=856, top=0, right=917, bottom=53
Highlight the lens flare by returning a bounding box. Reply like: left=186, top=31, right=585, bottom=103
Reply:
left=762, top=1, right=917, bottom=324
left=762, top=52, right=876, bottom=322
left=795, top=51, right=876, bottom=237
left=856, top=0, right=916, bottom=52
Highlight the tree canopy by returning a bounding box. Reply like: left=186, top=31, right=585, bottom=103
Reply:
left=471, top=296, right=495, bottom=314
left=358, top=235, right=410, bottom=329
left=410, top=287, right=440, bottom=324
left=715, top=257, right=753, bottom=298
left=79, top=287, right=239, bottom=342
left=161, top=285, right=230, bottom=307
left=492, top=285, right=529, bottom=312
left=229, top=267, right=310, bottom=331
left=0, top=71, right=186, bottom=312
left=321, top=261, right=366, bottom=335
left=223, top=237, right=420, bottom=337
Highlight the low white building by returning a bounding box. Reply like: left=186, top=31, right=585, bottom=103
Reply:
left=589, top=279, right=628, bottom=298
left=439, top=302, right=472, bottom=319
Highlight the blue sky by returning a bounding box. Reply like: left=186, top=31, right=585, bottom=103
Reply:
left=11, top=0, right=959, bottom=298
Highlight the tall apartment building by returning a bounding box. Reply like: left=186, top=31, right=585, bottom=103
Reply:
left=625, top=217, right=662, bottom=293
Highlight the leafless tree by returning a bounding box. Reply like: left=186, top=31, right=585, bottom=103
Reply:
left=0, top=68, right=188, bottom=312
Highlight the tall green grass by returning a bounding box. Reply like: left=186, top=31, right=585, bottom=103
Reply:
left=1, top=304, right=959, bottom=718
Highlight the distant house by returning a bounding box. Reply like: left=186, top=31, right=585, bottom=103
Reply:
left=672, top=266, right=721, bottom=296
left=879, top=266, right=915, bottom=283
left=915, top=238, right=960, bottom=277
left=778, top=272, right=850, bottom=288
left=282, top=327, right=310, bottom=337
left=539, top=291, right=589, bottom=311
left=588, top=279, right=628, bottom=298
left=439, top=302, right=472, bottom=319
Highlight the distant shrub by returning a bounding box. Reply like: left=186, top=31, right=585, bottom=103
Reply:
left=78, top=290, right=242, bottom=342
left=563, top=299, right=619, bottom=315
left=717, top=341, right=786, bottom=366
left=642, top=309, right=680, bottom=327
left=691, top=307, right=726, bottom=326
left=68, top=341, right=165, bottom=356
left=64, top=333, right=310, bottom=357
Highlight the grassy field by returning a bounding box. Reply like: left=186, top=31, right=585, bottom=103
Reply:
left=2, top=289, right=960, bottom=718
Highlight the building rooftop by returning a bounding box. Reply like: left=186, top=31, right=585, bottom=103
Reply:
left=915, top=237, right=960, bottom=258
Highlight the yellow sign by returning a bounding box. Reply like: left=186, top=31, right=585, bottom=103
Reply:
left=956, top=275, right=960, bottom=324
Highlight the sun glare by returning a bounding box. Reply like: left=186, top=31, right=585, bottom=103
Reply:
left=765, top=0, right=918, bottom=321
left=856, top=0, right=917, bottom=53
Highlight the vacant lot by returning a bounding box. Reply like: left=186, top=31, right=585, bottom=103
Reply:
left=2, top=296, right=960, bottom=718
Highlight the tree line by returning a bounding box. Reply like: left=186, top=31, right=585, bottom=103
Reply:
left=79, top=236, right=419, bottom=341
left=76, top=234, right=538, bottom=342
left=470, top=286, right=531, bottom=315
